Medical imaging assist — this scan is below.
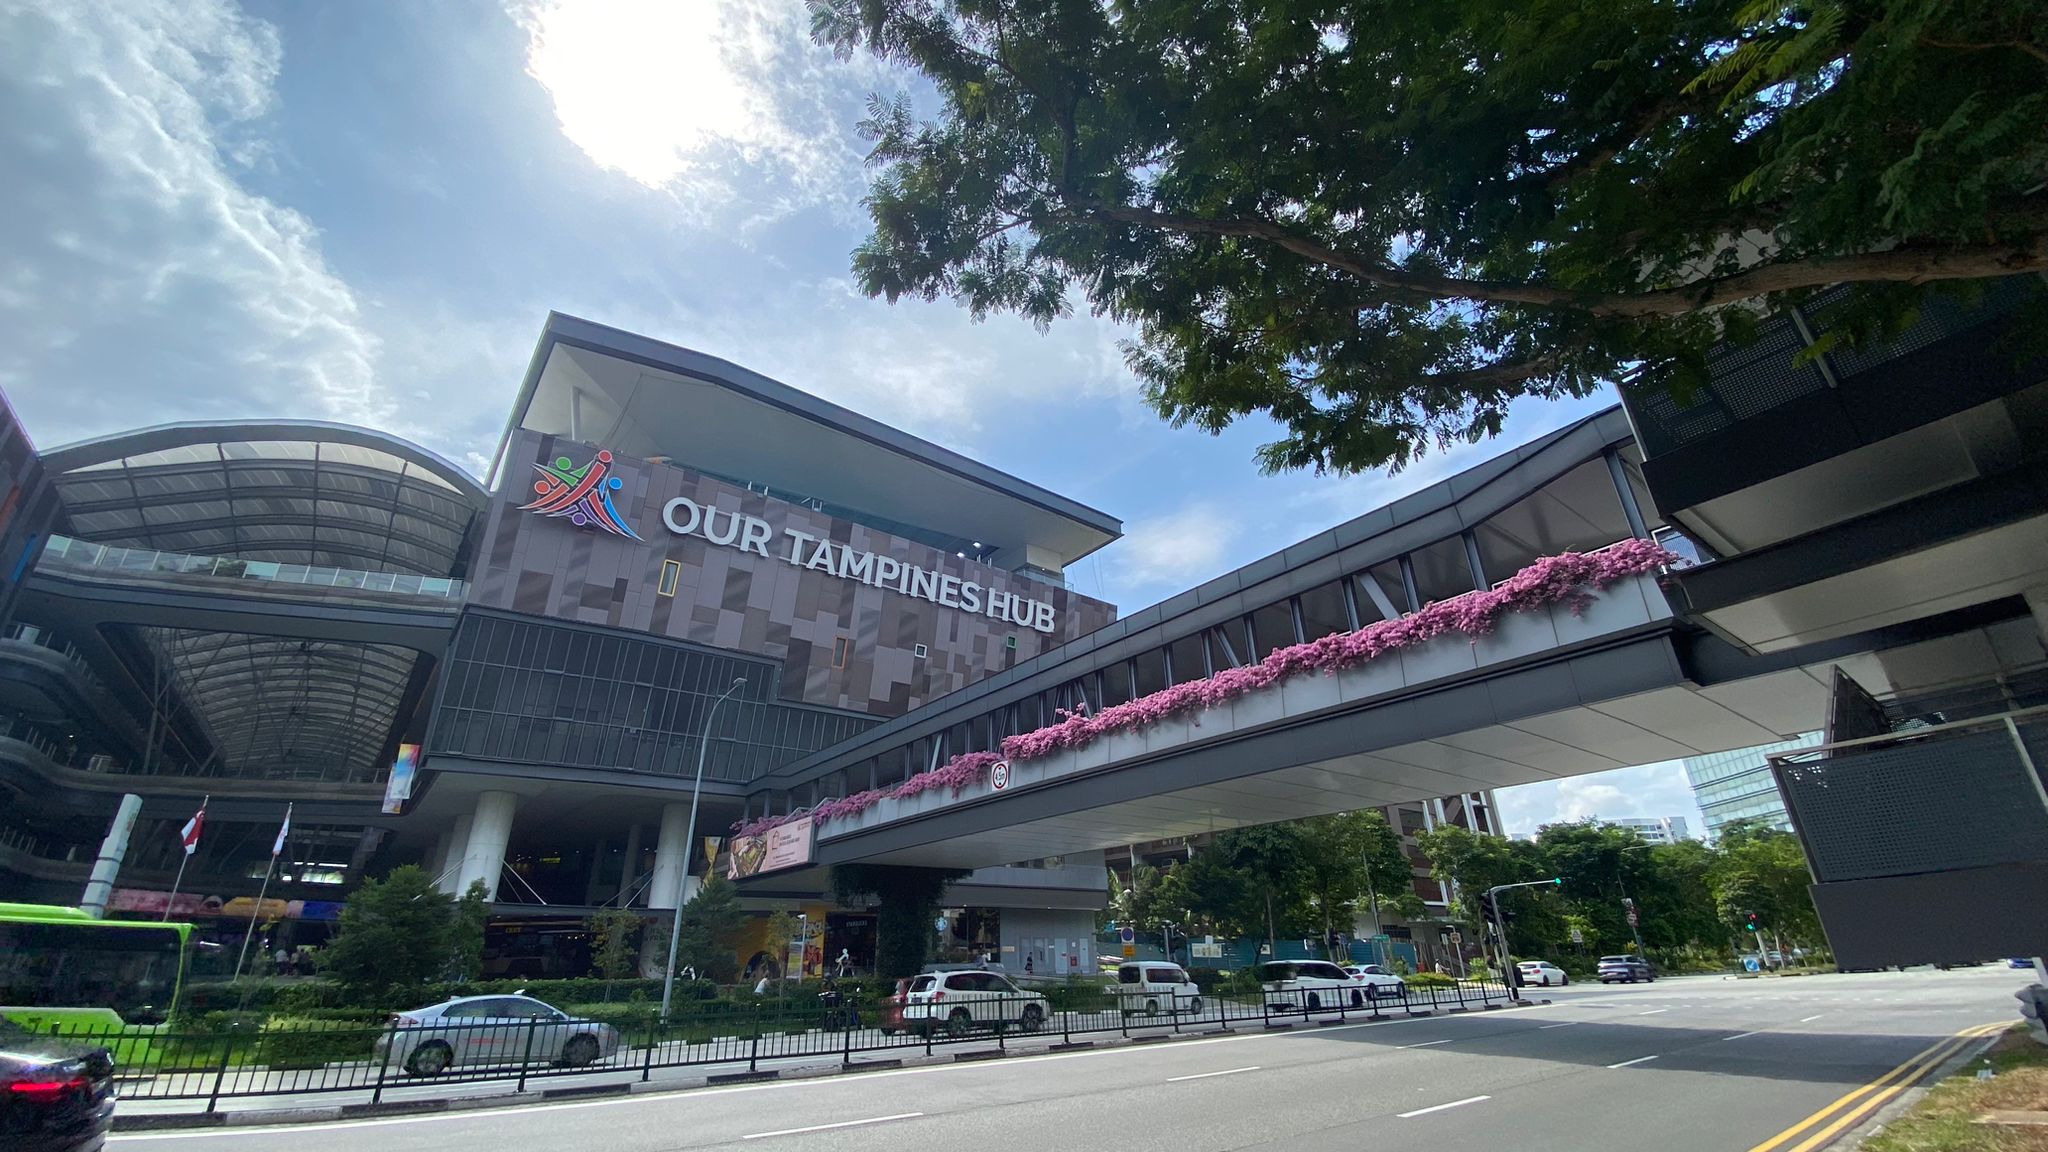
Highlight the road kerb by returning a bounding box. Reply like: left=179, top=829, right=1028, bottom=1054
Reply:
left=1740, top=1022, right=2007, bottom=1152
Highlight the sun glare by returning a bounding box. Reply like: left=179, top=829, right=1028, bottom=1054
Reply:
left=518, top=0, right=782, bottom=189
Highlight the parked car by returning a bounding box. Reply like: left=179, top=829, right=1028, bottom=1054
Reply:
left=1516, top=960, right=1569, bottom=987
left=1597, top=955, right=1656, bottom=984
left=0, top=1018, right=114, bottom=1151
left=877, top=976, right=917, bottom=1035
left=1109, top=963, right=1203, bottom=1016
left=1340, top=964, right=1410, bottom=999
left=1258, top=960, right=1370, bottom=1012
left=901, top=969, right=1049, bottom=1037
left=2012, top=958, right=2039, bottom=970
left=375, top=994, right=622, bottom=1077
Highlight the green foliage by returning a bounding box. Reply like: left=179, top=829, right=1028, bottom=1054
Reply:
left=676, top=875, right=746, bottom=984
left=764, top=910, right=799, bottom=986
left=588, top=907, right=643, bottom=985
left=813, top=0, right=2048, bottom=475
left=1105, top=861, right=1166, bottom=931
left=258, top=1016, right=379, bottom=1069
left=450, top=881, right=488, bottom=983
left=834, top=864, right=971, bottom=978
left=317, top=865, right=455, bottom=998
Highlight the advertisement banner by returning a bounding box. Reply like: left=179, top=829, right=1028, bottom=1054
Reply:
left=381, top=743, right=419, bottom=814
left=726, top=816, right=814, bottom=879
left=107, top=889, right=343, bottom=922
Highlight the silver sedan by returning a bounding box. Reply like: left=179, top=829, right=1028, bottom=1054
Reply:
left=373, top=994, right=621, bottom=1076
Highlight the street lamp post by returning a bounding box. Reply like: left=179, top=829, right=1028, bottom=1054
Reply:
left=1485, top=878, right=1563, bottom=1001
left=1160, top=920, right=1176, bottom=964
left=661, top=676, right=747, bottom=1020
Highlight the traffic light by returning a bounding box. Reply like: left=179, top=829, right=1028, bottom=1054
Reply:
left=1744, top=912, right=1760, bottom=934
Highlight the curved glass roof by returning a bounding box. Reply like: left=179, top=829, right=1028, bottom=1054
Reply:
left=43, top=423, right=487, bottom=578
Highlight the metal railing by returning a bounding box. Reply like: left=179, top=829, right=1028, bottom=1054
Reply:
left=38, top=980, right=1515, bottom=1113
left=36, top=535, right=468, bottom=601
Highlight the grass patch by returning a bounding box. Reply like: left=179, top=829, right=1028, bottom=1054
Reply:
left=1864, top=1030, right=2048, bottom=1152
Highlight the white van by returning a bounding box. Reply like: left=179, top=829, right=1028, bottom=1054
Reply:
left=1109, top=962, right=1203, bottom=1016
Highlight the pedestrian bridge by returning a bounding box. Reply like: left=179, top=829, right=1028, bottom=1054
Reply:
left=735, top=406, right=2030, bottom=873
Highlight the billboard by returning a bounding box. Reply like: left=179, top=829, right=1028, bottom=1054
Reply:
left=381, top=743, right=419, bottom=814
left=726, top=816, right=814, bottom=880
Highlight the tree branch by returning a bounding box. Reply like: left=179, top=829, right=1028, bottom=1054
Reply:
left=1920, top=36, right=2048, bottom=67
left=1070, top=197, right=2048, bottom=318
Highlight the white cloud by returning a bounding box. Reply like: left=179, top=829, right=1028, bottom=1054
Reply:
left=1110, top=502, right=1241, bottom=593
left=0, top=0, right=390, bottom=443
left=1496, top=761, right=1707, bottom=839
left=512, top=0, right=880, bottom=217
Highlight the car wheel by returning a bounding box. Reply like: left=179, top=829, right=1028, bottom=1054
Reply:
left=405, top=1041, right=452, bottom=1077
left=946, top=1009, right=973, bottom=1038
left=1145, top=998, right=1160, bottom=1017
left=1020, top=1005, right=1045, bottom=1033
left=1305, top=992, right=1322, bottom=1012
left=561, top=1034, right=599, bottom=1067
left=1186, top=997, right=1203, bottom=1015
left=1350, top=989, right=1365, bottom=1008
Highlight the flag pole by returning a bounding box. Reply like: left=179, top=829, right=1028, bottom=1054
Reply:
left=233, top=803, right=290, bottom=982
left=163, top=794, right=206, bottom=922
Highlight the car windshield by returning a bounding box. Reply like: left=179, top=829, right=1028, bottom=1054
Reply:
left=1255, top=962, right=1296, bottom=981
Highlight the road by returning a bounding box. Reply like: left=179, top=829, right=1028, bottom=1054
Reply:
left=111, top=967, right=2032, bottom=1152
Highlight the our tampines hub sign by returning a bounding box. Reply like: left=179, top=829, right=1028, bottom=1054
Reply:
left=521, top=447, right=1060, bottom=634
left=663, top=496, right=1058, bottom=634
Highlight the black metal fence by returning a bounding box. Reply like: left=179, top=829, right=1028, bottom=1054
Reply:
left=47, top=978, right=1514, bottom=1113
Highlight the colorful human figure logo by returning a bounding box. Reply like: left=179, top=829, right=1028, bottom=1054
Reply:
left=519, top=449, right=641, bottom=539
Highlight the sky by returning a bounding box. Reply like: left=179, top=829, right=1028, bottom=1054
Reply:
left=0, top=0, right=1704, bottom=836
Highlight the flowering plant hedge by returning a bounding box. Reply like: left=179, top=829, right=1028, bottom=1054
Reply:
left=732, top=540, right=1675, bottom=838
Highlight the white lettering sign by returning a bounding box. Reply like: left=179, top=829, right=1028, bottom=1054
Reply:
left=659, top=498, right=1059, bottom=634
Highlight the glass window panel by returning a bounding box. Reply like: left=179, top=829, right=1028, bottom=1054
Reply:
left=1297, top=582, right=1352, bottom=641
left=1206, top=626, right=1242, bottom=671
left=1356, top=561, right=1409, bottom=620
left=1250, top=602, right=1298, bottom=659
left=1409, top=538, right=1475, bottom=605
left=1167, top=634, right=1208, bottom=685
left=1473, top=459, right=1633, bottom=583
left=1098, top=664, right=1132, bottom=708
left=1132, top=647, right=1168, bottom=697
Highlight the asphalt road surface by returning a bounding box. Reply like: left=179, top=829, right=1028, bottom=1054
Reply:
left=111, top=967, right=2032, bottom=1152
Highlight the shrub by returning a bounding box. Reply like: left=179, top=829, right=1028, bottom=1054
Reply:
left=1404, top=972, right=1457, bottom=988
left=257, top=1016, right=380, bottom=1070
left=272, top=981, right=346, bottom=1012
left=1186, top=967, right=1225, bottom=993
left=1040, top=975, right=1111, bottom=1012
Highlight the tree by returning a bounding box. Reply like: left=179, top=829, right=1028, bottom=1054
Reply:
left=318, top=865, right=454, bottom=996
left=588, top=906, right=643, bottom=987
left=1357, top=810, right=1418, bottom=938
left=1295, top=813, right=1373, bottom=955
left=677, top=874, right=746, bottom=984
left=764, top=910, right=799, bottom=989
left=449, top=880, right=489, bottom=982
left=833, top=864, right=969, bottom=979
left=814, top=0, right=2048, bottom=474
left=1711, top=824, right=1822, bottom=945
left=1106, top=861, right=1165, bottom=931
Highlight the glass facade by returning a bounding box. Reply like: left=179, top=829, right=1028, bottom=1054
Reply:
left=1683, top=732, right=1821, bottom=837
left=429, top=611, right=879, bottom=783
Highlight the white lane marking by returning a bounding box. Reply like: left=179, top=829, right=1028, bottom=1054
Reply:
left=1538, top=1022, right=1578, bottom=1030
left=109, top=1001, right=1560, bottom=1141
left=743, top=1112, right=922, bottom=1140
left=1608, top=1055, right=1659, bottom=1069
left=1167, top=1065, right=1260, bottom=1082
left=1399, top=1095, right=1491, bottom=1118
left=1723, top=1031, right=1763, bottom=1041
left=1398, top=1039, right=1453, bottom=1049
left=1636, top=1009, right=1669, bottom=1016
left=1800, top=1014, right=1825, bottom=1023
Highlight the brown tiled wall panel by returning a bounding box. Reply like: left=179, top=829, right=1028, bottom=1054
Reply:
left=474, top=432, right=1118, bottom=719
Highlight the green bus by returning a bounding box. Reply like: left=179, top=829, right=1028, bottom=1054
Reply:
left=0, top=903, right=192, bottom=1032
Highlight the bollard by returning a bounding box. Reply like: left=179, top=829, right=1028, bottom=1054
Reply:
left=205, top=1027, right=234, bottom=1114
left=516, top=1018, right=540, bottom=1093
left=750, top=1004, right=762, bottom=1073
left=642, top=1021, right=657, bottom=1082
left=370, top=1019, right=398, bottom=1105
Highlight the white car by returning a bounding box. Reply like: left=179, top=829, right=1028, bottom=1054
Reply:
left=1109, top=962, right=1203, bottom=1016
left=1517, top=960, right=1569, bottom=987
left=1258, top=960, right=1370, bottom=1012
left=1340, top=964, right=1409, bottom=999
left=901, top=968, right=1050, bottom=1037
left=375, top=994, right=621, bottom=1077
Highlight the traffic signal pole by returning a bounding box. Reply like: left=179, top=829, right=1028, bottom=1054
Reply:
left=1485, top=878, right=1563, bottom=1001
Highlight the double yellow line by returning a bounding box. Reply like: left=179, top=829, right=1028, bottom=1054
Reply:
left=1744, top=1022, right=2007, bottom=1152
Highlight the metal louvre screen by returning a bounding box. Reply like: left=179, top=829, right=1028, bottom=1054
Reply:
left=1778, top=726, right=2048, bottom=883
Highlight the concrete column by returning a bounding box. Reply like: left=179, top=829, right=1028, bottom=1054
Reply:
left=583, top=838, right=608, bottom=907
left=2027, top=585, right=2048, bottom=646
left=438, top=813, right=473, bottom=894
left=455, top=792, right=517, bottom=901
left=425, top=830, right=452, bottom=888
left=618, top=822, right=643, bottom=905
left=647, top=803, right=692, bottom=911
